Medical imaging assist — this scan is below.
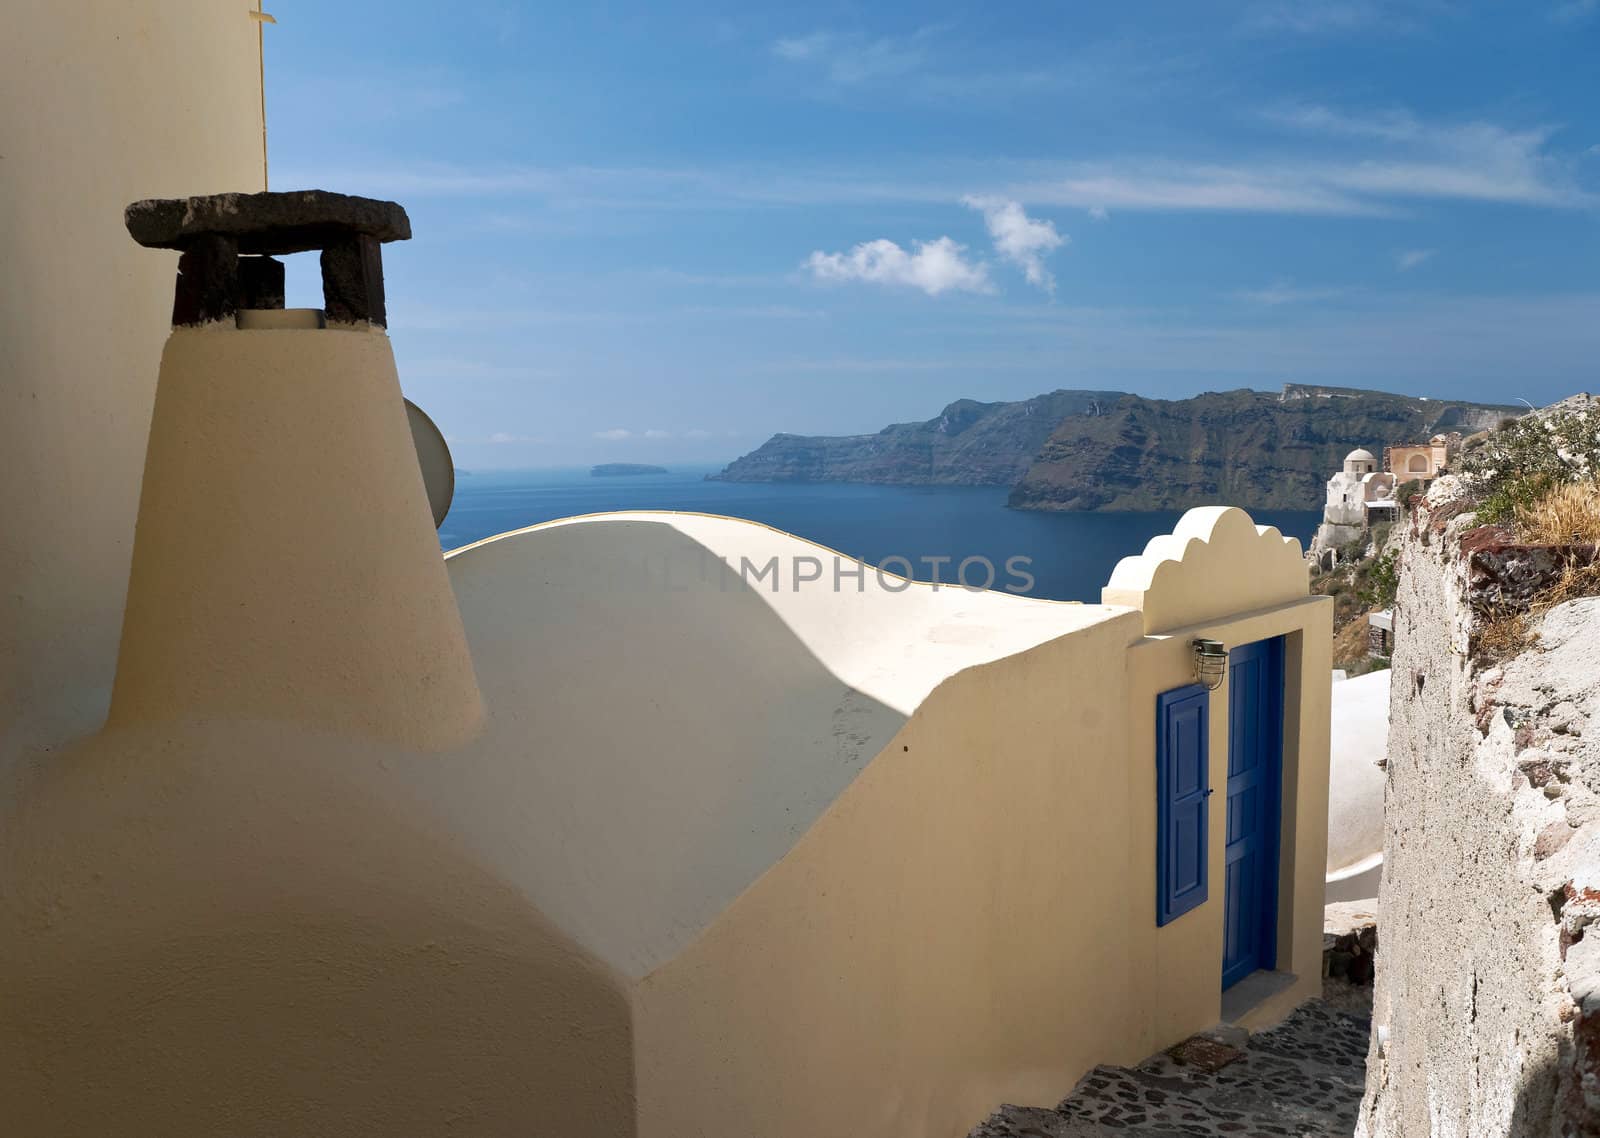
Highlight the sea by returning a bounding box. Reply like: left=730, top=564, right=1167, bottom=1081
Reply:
left=440, top=467, right=1322, bottom=604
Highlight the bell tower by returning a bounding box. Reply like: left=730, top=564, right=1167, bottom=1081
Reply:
left=109, top=191, right=484, bottom=749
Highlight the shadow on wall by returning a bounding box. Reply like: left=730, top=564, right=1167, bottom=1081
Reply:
left=1510, top=1048, right=1559, bottom=1136
left=0, top=719, right=635, bottom=1138
left=438, top=516, right=914, bottom=977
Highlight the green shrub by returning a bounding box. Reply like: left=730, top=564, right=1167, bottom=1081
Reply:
left=1356, top=549, right=1400, bottom=610
left=1460, top=409, right=1600, bottom=527
left=1475, top=472, right=1556, bottom=527
left=1336, top=536, right=1367, bottom=563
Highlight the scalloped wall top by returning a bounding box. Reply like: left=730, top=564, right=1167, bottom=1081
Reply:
left=1101, top=506, right=1309, bottom=634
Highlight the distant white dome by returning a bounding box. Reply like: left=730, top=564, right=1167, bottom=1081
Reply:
left=1345, top=448, right=1377, bottom=465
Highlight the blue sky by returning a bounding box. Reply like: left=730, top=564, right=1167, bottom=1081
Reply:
left=263, top=0, right=1600, bottom=468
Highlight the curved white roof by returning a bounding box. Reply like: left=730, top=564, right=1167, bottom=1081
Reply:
left=423, top=511, right=1127, bottom=978
left=1345, top=448, right=1377, bottom=464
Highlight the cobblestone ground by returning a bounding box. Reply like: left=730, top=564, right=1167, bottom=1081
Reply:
left=970, top=1000, right=1371, bottom=1138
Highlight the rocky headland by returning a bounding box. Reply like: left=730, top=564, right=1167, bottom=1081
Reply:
left=714, top=384, right=1515, bottom=512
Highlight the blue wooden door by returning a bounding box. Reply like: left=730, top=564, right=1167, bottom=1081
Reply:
left=1222, top=636, right=1285, bottom=990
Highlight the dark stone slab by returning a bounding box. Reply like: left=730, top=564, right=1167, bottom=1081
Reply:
left=321, top=234, right=387, bottom=327
left=171, top=234, right=240, bottom=326
left=125, top=190, right=410, bottom=255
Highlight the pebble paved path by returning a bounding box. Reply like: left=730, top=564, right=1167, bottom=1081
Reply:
left=969, top=1000, right=1371, bottom=1137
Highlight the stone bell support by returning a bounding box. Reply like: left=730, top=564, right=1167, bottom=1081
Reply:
left=126, top=188, right=410, bottom=327
left=110, top=190, right=483, bottom=750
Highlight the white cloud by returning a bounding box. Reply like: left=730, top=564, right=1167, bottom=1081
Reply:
left=1087, top=205, right=1109, bottom=221
left=766, top=24, right=1170, bottom=105
left=488, top=431, right=538, bottom=444
left=770, top=27, right=937, bottom=86
left=643, top=429, right=672, bottom=439
left=287, top=107, right=1592, bottom=226
left=1266, top=108, right=1587, bottom=208
left=1016, top=166, right=1383, bottom=216
left=594, top=428, right=632, bottom=440
left=1236, top=281, right=1347, bottom=306
left=962, top=196, right=1067, bottom=294
left=273, top=159, right=963, bottom=211
left=772, top=32, right=829, bottom=61
left=683, top=428, right=714, bottom=440
left=1009, top=107, right=1594, bottom=217
left=1396, top=249, right=1436, bottom=271
left=1238, top=1, right=1431, bottom=36
left=1263, top=104, right=1421, bottom=143
left=804, top=236, right=993, bottom=296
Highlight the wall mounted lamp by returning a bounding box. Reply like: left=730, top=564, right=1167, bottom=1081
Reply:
left=1192, top=639, right=1227, bottom=691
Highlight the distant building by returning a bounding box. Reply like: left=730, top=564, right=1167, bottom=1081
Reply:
left=1368, top=609, right=1394, bottom=657
left=1323, top=449, right=1399, bottom=527
left=1384, top=434, right=1454, bottom=482
left=1310, top=448, right=1399, bottom=567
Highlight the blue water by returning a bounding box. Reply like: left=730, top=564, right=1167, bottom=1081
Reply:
left=441, top=467, right=1321, bottom=603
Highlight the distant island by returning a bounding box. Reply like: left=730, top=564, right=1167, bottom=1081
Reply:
left=711, top=384, right=1518, bottom=512
left=592, top=463, right=669, bottom=477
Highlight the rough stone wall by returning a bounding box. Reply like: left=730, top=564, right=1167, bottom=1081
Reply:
left=1358, top=492, right=1600, bottom=1137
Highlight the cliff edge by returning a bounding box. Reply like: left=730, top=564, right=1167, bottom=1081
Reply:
left=713, top=385, right=1514, bottom=511
left=1359, top=401, right=1600, bottom=1137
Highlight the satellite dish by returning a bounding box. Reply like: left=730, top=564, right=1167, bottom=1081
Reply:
left=405, top=399, right=454, bottom=529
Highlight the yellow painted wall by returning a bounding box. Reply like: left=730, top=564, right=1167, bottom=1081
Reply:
left=630, top=510, right=1331, bottom=1138
left=0, top=719, right=635, bottom=1138
left=634, top=612, right=1145, bottom=1137
left=110, top=327, right=483, bottom=750
left=1122, top=601, right=1333, bottom=1039
left=0, top=2, right=264, bottom=755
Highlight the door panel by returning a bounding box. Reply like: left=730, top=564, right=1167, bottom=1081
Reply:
left=1222, top=636, right=1285, bottom=990
left=1157, top=685, right=1210, bottom=926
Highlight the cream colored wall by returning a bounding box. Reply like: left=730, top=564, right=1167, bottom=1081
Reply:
left=0, top=718, right=635, bottom=1138
left=1108, top=507, right=1331, bottom=1033
left=110, top=327, right=483, bottom=750
left=634, top=611, right=1147, bottom=1138
left=1104, top=507, right=1309, bottom=635
left=1122, top=599, right=1333, bottom=1036
left=632, top=508, right=1331, bottom=1138
left=0, top=2, right=264, bottom=757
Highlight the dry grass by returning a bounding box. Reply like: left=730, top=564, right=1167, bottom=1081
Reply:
left=1532, top=557, right=1600, bottom=615
left=1332, top=609, right=1384, bottom=671
left=1473, top=609, right=1532, bottom=665
left=1471, top=551, right=1600, bottom=666
left=1515, top=478, right=1600, bottom=546
left=1467, top=468, right=1600, bottom=666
